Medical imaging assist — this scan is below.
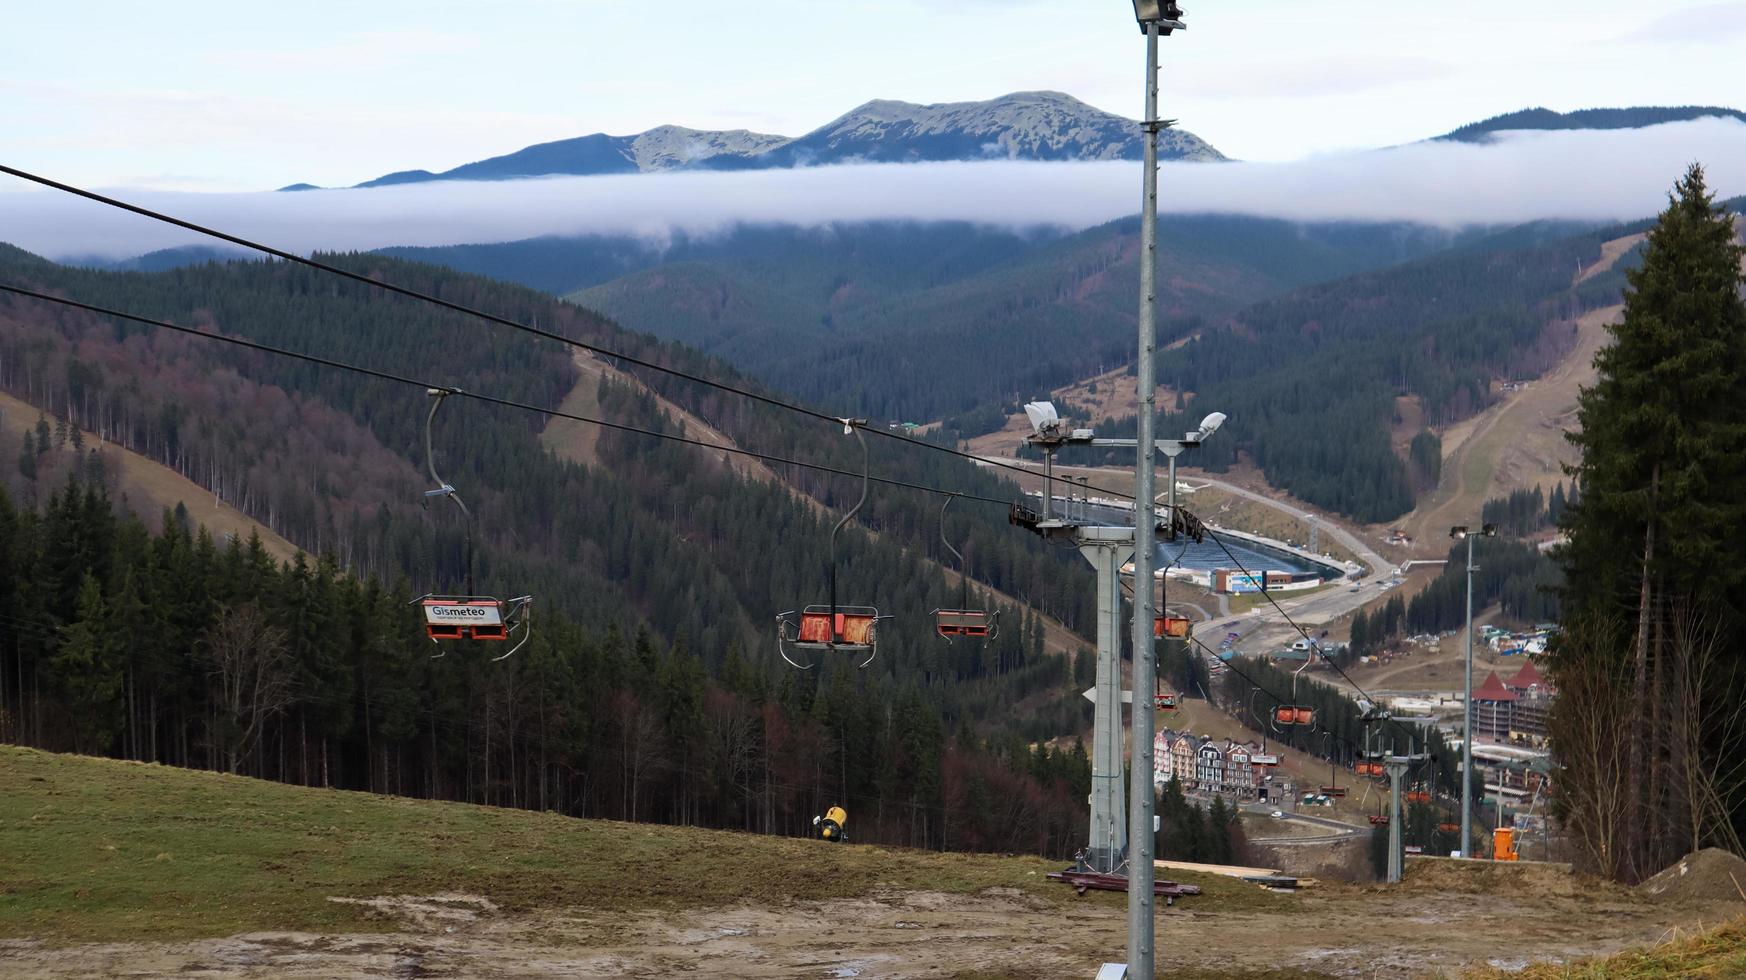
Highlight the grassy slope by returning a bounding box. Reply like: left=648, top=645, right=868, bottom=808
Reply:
left=0, top=746, right=1273, bottom=943
left=1467, top=918, right=1746, bottom=979
left=0, top=390, right=300, bottom=563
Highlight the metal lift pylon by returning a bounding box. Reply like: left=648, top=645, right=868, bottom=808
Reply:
left=1385, top=743, right=1429, bottom=884
left=1012, top=405, right=1148, bottom=875
left=1080, top=526, right=1134, bottom=873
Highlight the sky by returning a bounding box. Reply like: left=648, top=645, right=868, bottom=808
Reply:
left=4, top=0, right=1745, bottom=192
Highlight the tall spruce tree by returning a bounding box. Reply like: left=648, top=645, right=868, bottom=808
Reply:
left=1554, top=164, right=1746, bottom=880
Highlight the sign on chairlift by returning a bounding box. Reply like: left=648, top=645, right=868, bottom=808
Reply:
left=1251, top=753, right=1280, bottom=766
left=1083, top=687, right=1135, bottom=704
left=422, top=600, right=504, bottom=627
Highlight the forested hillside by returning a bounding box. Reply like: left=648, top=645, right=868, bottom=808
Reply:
left=0, top=243, right=1107, bottom=851
left=566, top=215, right=1482, bottom=423
left=1436, top=105, right=1746, bottom=143
left=1038, top=222, right=1651, bottom=521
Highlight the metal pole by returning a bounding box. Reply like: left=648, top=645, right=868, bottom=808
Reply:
left=1461, top=531, right=1474, bottom=857
left=1387, top=758, right=1404, bottom=883
left=1043, top=449, right=1055, bottom=521
left=1127, top=20, right=1162, bottom=978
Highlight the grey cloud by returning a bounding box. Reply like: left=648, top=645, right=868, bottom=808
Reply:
left=3, top=118, right=1744, bottom=262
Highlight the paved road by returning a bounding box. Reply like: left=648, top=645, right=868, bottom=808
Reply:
left=1236, top=800, right=1367, bottom=845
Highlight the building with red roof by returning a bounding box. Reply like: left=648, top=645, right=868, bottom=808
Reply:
left=1472, top=670, right=1517, bottom=740
left=1506, top=658, right=1555, bottom=745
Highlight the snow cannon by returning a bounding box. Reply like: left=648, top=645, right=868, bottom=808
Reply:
left=813, top=805, right=848, bottom=843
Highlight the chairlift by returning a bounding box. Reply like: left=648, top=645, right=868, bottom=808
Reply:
left=1243, top=693, right=1279, bottom=764
left=1155, top=674, right=1180, bottom=711
left=777, top=420, right=887, bottom=669
left=412, top=388, right=531, bottom=661
left=1321, top=733, right=1346, bottom=797
left=929, top=495, right=997, bottom=642
left=1406, top=789, right=1431, bottom=805
left=1438, top=822, right=1461, bottom=834
left=1369, top=814, right=1390, bottom=826
left=1271, top=644, right=1317, bottom=731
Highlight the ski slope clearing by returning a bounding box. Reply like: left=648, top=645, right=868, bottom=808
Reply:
left=1, top=747, right=1737, bottom=978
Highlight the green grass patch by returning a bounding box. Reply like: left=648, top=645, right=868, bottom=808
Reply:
left=0, top=746, right=1278, bottom=942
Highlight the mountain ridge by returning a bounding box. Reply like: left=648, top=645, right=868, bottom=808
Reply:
left=300, top=91, right=1220, bottom=189
left=1434, top=104, right=1746, bottom=142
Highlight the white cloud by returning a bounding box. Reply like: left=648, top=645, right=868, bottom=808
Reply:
left=4, top=117, right=1744, bottom=262
left=1621, top=2, right=1746, bottom=43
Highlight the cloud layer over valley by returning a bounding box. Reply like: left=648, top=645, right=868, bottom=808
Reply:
left=6, top=118, right=1745, bottom=262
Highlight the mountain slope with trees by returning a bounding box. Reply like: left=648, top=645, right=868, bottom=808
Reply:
left=1435, top=105, right=1746, bottom=143
left=0, top=243, right=1108, bottom=852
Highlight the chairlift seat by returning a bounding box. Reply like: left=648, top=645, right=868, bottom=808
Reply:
left=1320, top=786, right=1346, bottom=797
left=1438, top=822, right=1460, bottom=834
left=1406, top=791, right=1430, bottom=804
left=1273, top=705, right=1315, bottom=726
left=785, top=605, right=880, bottom=650
left=1155, top=692, right=1179, bottom=710
left=1369, top=815, right=1390, bottom=826
left=422, top=597, right=508, bottom=641
left=1154, top=615, right=1192, bottom=639
left=934, top=609, right=994, bottom=639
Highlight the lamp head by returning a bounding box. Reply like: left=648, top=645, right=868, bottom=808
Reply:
left=1131, top=0, right=1185, bottom=33
left=1481, top=523, right=1498, bottom=537
left=1196, top=411, right=1226, bottom=440
left=1023, top=400, right=1060, bottom=437
left=1450, top=525, right=1468, bottom=540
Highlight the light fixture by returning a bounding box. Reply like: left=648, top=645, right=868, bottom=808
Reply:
left=1131, top=0, right=1184, bottom=33
left=1450, top=525, right=1468, bottom=540
left=1195, top=411, right=1225, bottom=441
left=1023, top=400, right=1060, bottom=436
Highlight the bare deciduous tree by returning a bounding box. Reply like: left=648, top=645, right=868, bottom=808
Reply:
left=1547, top=621, right=1633, bottom=880
left=202, top=604, right=294, bottom=774
left=1669, top=604, right=1746, bottom=857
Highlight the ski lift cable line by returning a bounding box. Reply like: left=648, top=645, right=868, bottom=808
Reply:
left=0, top=283, right=1013, bottom=508
left=0, top=164, right=1128, bottom=502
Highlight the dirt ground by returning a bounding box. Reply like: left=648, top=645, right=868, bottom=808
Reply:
left=5, top=867, right=1737, bottom=979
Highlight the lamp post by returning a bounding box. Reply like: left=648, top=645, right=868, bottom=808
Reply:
left=1450, top=522, right=1496, bottom=859
left=1127, top=3, right=1184, bottom=978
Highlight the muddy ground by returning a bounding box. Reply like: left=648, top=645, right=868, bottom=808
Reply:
left=3, top=871, right=1738, bottom=979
